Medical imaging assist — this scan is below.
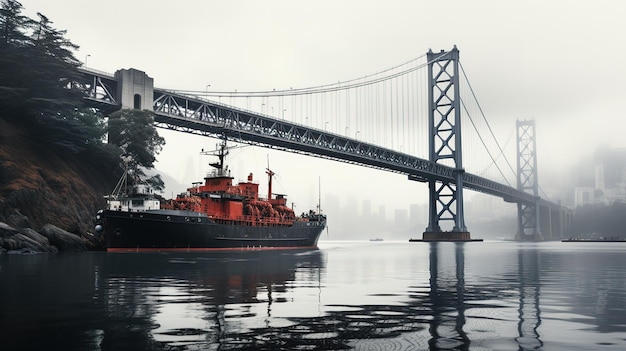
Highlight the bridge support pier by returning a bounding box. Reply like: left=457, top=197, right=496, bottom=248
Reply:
left=422, top=231, right=472, bottom=241
left=419, top=46, right=480, bottom=242
left=515, top=120, right=542, bottom=241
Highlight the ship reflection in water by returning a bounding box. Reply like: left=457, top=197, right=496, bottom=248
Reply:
left=2, top=241, right=626, bottom=350
left=100, top=250, right=328, bottom=349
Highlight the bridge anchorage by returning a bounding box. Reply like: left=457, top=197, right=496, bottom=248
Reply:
left=78, top=46, right=571, bottom=242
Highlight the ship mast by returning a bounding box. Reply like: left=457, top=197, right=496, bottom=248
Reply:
left=318, top=176, right=322, bottom=213
left=109, top=165, right=129, bottom=200
left=201, top=135, right=230, bottom=177
left=266, top=155, right=274, bottom=200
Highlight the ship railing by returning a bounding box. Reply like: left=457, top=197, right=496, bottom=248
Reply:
left=206, top=212, right=229, bottom=220
left=205, top=212, right=295, bottom=226
left=258, top=217, right=295, bottom=226
left=206, top=212, right=255, bottom=223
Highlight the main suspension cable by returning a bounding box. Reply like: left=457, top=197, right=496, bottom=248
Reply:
left=459, top=61, right=517, bottom=179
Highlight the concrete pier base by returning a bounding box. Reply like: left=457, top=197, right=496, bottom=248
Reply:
left=409, top=231, right=483, bottom=242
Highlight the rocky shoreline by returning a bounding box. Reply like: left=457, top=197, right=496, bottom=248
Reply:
left=0, top=117, right=119, bottom=254
left=0, top=221, right=102, bottom=253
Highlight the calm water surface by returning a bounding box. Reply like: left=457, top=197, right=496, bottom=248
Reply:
left=1, top=240, right=626, bottom=350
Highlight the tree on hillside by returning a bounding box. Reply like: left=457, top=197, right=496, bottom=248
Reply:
left=0, top=0, right=34, bottom=103
left=0, top=1, right=109, bottom=155
left=35, top=108, right=110, bottom=153
left=0, top=0, right=29, bottom=45
left=0, top=0, right=83, bottom=115
left=28, top=12, right=82, bottom=114
left=108, top=109, right=166, bottom=192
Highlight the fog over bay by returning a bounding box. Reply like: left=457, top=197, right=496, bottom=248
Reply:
left=19, top=0, right=626, bottom=237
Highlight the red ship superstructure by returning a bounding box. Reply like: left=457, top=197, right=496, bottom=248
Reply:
left=163, top=141, right=305, bottom=227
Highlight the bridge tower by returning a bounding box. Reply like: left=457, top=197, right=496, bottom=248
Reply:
left=423, top=46, right=471, bottom=241
left=515, top=119, right=543, bottom=240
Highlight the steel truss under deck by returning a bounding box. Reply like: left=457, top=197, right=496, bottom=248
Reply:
left=78, top=68, right=119, bottom=113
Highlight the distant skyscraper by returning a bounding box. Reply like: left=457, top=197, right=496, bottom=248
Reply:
left=595, top=164, right=605, bottom=190
left=362, top=199, right=372, bottom=217
left=394, top=208, right=408, bottom=229
left=409, top=203, right=427, bottom=225
left=575, top=187, right=594, bottom=207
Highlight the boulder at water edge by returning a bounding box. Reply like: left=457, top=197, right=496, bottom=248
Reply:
left=39, top=224, right=88, bottom=252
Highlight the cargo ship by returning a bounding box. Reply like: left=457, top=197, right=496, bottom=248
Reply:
left=95, top=140, right=326, bottom=252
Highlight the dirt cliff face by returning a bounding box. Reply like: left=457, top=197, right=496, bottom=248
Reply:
left=0, top=117, right=119, bottom=235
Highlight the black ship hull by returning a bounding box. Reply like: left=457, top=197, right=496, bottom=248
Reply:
left=96, top=209, right=326, bottom=252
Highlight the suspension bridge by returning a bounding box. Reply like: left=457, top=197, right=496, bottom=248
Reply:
left=77, top=46, right=572, bottom=241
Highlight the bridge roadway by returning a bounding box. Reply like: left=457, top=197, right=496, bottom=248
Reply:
left=77, top=67, right=556, bottom=210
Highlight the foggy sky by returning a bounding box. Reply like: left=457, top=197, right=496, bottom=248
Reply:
left=18, top=0, right=626, bottom=227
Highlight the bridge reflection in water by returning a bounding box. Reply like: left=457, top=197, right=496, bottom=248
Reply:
left=7, top=242, right=626, bottom=350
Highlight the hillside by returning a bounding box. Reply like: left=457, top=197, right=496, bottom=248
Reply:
left=0, top=116, right=120, bottom=237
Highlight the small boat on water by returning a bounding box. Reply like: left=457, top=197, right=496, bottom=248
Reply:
left=95, top=140, right=326, bottom=252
